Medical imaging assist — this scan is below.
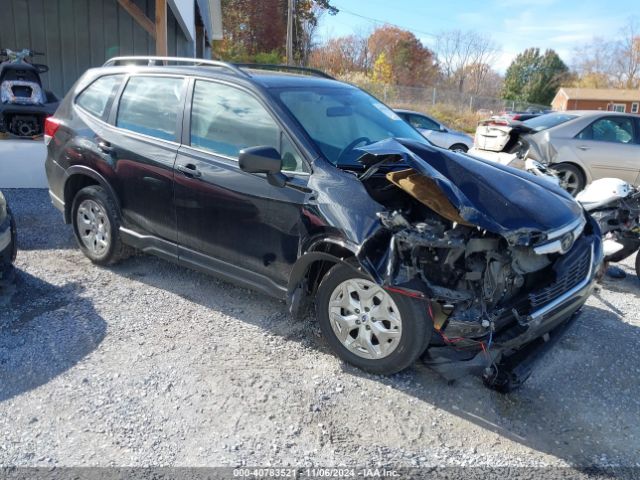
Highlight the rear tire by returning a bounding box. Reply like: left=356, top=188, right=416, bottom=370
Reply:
left=71, top=186, right=132, bottom=266
left=554, top=163, right=586, bottom=196
left=315, top=263, right=431, bottom=375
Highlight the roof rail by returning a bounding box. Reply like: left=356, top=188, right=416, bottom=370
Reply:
left=233, top=63, right=335, bottom=79
left=102, top=57, right=335, bottom=81
left=103, top=56, right=250, bottom=78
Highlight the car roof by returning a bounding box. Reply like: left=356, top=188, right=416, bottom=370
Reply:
left=89, top=64, right=350, bottom=90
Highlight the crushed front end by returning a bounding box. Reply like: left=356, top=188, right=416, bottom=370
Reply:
left=351, top=140, right=603, bottom=390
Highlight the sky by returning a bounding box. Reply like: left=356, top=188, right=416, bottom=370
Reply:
left=318, top=0, right=639, bottom=72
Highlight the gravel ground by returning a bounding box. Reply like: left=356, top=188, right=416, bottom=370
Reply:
left=1, top=189, right=639, bottom=470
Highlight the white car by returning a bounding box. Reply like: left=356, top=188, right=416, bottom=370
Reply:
left=395, top=109, right=474, bottom=152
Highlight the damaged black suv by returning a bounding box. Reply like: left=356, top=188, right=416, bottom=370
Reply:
left=45, top=57, right=603, bottom=390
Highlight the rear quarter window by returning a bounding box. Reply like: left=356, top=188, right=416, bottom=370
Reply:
left=75, top=75, right=124, bottom=119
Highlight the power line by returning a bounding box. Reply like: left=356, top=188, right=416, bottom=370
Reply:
left=332, top=5, right=438, bottom=38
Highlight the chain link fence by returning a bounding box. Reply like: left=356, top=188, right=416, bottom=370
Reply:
left=339, top=75, right=550, bottom=132
left=377, top=84, right=550, bottom=116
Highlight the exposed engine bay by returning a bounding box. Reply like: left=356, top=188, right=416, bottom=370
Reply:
left=360, top=166, right=558, bottom=345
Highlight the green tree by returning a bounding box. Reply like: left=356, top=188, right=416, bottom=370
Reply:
left=503, top=48, right=569, bottom=105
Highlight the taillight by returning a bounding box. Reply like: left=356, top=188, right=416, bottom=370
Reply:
left=44, top=116, right=61, bottom=146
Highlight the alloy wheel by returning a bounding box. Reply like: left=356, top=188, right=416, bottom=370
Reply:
left=557, top=170, right=580, bottom=195
left=328, top=278, right=402, bottom=360
left=76, top=199, right=111, bottom=257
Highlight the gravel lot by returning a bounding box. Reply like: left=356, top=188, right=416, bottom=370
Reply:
left=1, top=189, right=639, bottom=470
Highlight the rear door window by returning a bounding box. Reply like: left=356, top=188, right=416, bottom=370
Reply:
left=76, top=75, right=124, bottom=119
left=116, top=76, right=184, bottom=142
left=577, top=117, right=636, bottom=144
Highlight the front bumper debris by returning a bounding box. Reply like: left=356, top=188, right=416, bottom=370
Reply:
left=422, top=234, right=602, bottom=390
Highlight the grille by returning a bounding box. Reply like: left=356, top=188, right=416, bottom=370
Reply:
left=528, top=246, right=591, bottom=309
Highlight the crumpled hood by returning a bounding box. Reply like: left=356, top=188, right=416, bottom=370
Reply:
left=356, top=138, right=583, bottom=244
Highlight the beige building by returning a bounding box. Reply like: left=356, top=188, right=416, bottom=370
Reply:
left=551, top=87, right=640, bottom=114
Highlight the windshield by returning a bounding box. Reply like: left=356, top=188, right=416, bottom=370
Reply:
left=272, top=86, right=428, bottom=165
left=522, top=113, right=577, bottom=132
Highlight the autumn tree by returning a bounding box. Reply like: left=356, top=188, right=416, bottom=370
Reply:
left=217, top=0, right=337, bottom=63
left=367, top=25, right=438, bottom=87
left=435, top=30, right=498, bottom=93
left=308, top=34, right=369, bottom=75
left=613, top=18, right=640, bottom=88
left=571, top=38, right=617, bottom=88
left=503, top=48, right=569, bottom=105
left=570, top=18, right=640, bottom=89
left=372, top=51, right=393, bottom=85
left=295, top=1, right=338, bottom=65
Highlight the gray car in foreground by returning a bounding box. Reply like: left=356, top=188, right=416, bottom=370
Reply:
left=395, top=109, right=474, bottom=152
left=471, top=111, right=640, bottom=195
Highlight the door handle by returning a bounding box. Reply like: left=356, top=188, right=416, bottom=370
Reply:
left=176, top=163, right=202, bottom=178
left=578, top=145, right=591, bottom=151
left=98, top=140, right=113, bottom=154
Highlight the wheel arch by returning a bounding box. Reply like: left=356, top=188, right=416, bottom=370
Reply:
left=550, top=149, right=592, bottom=184
left=448, top=142, right=469, bottom=152
left=286, top=239, right=361, bottom=317
left=552, top=161, right=591, bottom=190
left=63, top=166, right=121, bottom=223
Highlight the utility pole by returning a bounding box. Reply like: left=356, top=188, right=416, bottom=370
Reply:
left=286, top=0, right=295, bottom=65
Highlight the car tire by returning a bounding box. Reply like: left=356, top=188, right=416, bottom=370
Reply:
left=554, top=163, right=586, bottom=196
left=71, top=185, right=132, bottom=266
left=315, top=263, right=431, bottom=375
left=449, top=143, right=469, bottom=153
left=635, top=250, right=640, bottom=281
left=0, top=208, right=17, bottom=285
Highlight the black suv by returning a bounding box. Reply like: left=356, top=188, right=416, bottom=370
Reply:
left=45, top=57, right=602, bottom=390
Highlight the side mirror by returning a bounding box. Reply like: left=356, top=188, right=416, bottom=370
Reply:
left=440, top=126, right=448, bottom=133
left=239, top=146, right=287, bottom=188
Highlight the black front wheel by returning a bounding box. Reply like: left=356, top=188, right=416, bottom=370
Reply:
left=315, top=263, right=431, bottom=375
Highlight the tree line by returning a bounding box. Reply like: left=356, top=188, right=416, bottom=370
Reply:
left=216, top=2, right=639, bottom=107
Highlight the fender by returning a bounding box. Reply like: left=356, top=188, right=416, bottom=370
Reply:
left=63, top=165, right=121, bottom=223
left=286, top=234, right=385, bottom=318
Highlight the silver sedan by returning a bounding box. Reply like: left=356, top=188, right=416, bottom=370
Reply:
left=472, top=111, right=640, bottom=195
left=395, top=109, right=474, bottom=152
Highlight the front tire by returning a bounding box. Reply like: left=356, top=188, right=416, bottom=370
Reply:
left=315, top=264, right=431, bottom=375
left=71, top=185, right=132, bottom=266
